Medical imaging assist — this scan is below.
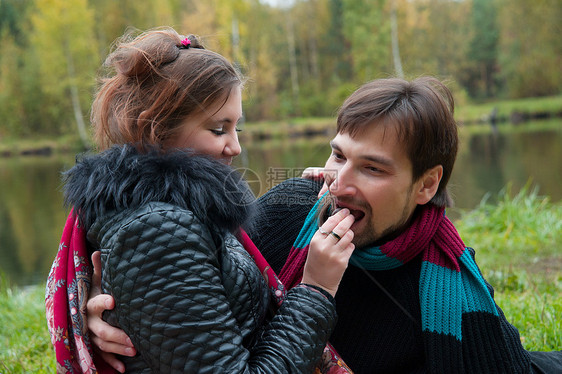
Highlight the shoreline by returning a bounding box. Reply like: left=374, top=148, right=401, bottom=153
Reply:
left=1, top=109, right=561, bottom=158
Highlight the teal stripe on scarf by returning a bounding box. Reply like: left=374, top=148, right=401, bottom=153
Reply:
left=350, top=246, right=403, bottom=269
left=291, top=196, right=324, bottom=251
left=459, top=249, right=498, bottom=315
left=419, top=248, right=498, bottom=339
left=420, top=261, right=463, bottom=339
left=290, top=196, right=510, bottom=371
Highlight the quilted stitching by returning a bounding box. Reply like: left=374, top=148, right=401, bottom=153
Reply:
left=91, top=202, right=336, bottom=373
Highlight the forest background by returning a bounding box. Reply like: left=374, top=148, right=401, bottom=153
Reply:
left=0, top=0, right=561, bottom=147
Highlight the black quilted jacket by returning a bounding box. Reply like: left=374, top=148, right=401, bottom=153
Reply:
left=63, top=145, right=337, bottom=373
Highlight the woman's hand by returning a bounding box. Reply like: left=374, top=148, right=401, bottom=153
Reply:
left=88, top=252, right=136, bottom=373
left=301, top=208, right=355, bottom=297
left=301, top=167, right=329, bottom=197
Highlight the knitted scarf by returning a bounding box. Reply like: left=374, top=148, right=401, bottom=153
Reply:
left=279, top=196, right=506, bottom=373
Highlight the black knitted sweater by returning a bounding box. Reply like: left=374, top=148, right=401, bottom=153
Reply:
left=247, top=178, right=427, bottom=373
left=246, top=178, right=558, bottom=374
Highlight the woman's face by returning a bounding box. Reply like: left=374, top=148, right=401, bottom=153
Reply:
left=168, top=86, right=243, bottom=165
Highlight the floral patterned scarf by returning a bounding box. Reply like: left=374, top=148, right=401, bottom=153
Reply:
left=45, top=214, right=350, bottom=373
left=45, top=211, right=115, bottom=373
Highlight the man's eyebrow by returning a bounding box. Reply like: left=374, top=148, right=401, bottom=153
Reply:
left=363, top=155, right=394, bottom=167
left=330, top=140, right=394, bottom=167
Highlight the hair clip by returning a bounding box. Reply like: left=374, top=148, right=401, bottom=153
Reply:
left=180, top=38, right=191, bottom=48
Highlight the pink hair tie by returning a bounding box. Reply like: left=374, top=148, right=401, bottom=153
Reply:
left=180, top=38, right=191, bottom=48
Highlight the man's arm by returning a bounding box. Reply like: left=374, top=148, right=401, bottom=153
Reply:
left=245, top=178, right=321, bottom=273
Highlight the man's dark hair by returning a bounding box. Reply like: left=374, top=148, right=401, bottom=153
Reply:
left=336, top=76, right=458, bottom=207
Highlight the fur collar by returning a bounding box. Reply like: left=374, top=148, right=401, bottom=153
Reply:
left=63, top=144, right=255, bottom=233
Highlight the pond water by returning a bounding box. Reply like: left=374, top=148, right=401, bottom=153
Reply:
left=1, top=120, right=560, bottom=287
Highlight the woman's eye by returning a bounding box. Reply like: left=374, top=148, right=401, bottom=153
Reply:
left=235, top=127, right=242, bottom=133
left=211, top=129, right=225, bottom=136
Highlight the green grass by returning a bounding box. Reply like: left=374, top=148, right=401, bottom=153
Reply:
left=455, top=183, right=562, bottom=351
left=455, top=94, right=562, bottom=124
left=455, top=183, right=562, bottom=270
left=0, top=277, right=54, bottom=373
left=1, top=186, right=561, bottom=371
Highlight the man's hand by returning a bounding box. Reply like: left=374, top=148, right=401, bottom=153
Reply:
left=88, top=252, right=136, bottom=373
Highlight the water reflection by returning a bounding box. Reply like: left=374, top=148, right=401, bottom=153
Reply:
left=0, top=156, right=73, bottom=286
left=0, top=123, right=560, bottom=287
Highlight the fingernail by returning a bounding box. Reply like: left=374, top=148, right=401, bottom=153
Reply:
left=127, top=337, right=134, bottom=347
left=334, top=208, right=351, bottom=216
left=331, top=207, right=342, bottom=216
left=125, top=347, right=135, bottom=356
left=104, top=298, right=111, bottom=309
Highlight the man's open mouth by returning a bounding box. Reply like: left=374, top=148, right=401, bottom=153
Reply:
left=335, top=204, right=365, bottom=222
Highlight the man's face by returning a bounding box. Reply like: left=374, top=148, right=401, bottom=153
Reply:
left=323, top=123, right=427, bottom=248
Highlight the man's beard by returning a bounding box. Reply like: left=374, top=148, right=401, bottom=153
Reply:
left=353, top=187, right=415, bottom=249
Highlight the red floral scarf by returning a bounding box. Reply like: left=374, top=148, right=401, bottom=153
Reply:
left=45, top=211, right=115, bottom=373
left=45, top=213, right=350, bottom=373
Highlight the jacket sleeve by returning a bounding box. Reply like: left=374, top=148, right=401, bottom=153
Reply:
left=100, top=204, right=336, bottom=374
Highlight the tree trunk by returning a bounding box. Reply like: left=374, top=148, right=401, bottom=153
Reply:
left=390, top=0, right=404, bottom=78
left=285, top=10, right=300, bottom=114
left=65, top=44, right=90, bottom=148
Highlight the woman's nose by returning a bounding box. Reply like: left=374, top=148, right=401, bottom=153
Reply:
left=224, top=133, right=241, bottom=157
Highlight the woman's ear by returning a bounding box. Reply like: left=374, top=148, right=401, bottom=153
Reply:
left=414, top=165, right=443, bottom=205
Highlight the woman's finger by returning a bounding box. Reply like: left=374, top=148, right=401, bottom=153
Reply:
left=316, top=209, right=354, bottom=245
left=87, top=294, right=114, bottom=319
left=329, top=214, right=355, bottom=244
left=316, top=208, right=350, bottom=234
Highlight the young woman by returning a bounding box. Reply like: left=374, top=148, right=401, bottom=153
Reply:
left=45, top=27, right=355, bottom=373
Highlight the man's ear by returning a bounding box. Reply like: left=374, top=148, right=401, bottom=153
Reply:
left=414, top=165, right=443, bottom=205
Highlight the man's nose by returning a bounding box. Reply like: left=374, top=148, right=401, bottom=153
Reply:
left=327, top=164, right=356, bottom=197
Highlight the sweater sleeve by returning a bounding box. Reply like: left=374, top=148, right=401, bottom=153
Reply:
left=100, top=204, right=336, bottom=374
left=246, top=178, right=322, bottom=273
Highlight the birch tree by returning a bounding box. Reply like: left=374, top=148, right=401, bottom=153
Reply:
left=31, top=0, right=99, bottom=147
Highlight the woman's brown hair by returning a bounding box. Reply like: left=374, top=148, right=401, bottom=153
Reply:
left=91, top=27, right=243, bottom=150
